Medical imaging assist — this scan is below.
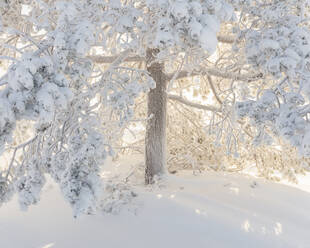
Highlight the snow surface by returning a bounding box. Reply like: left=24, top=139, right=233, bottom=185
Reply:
left=1, top=157, right=310, bottom=248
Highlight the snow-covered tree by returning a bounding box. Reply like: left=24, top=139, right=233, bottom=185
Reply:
left=1, top=0, right=310, bottom=215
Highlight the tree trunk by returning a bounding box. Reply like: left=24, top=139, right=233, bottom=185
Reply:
left=145, top=49, right=167, bottom=184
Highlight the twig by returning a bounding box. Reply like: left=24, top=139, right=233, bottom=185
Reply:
left=205, top=75, right=223, bottom=105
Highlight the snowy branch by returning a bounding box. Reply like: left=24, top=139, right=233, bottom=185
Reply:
left=5, top=136, right=38, bottom=182
left=168, top=94, right=221, bottom=112
left=217, top=35, right=236, bottom=44
left=205, top=76, right=223, bottom=105
left=88, top=55, right=145, bottom=64
left=166, top=69, right=263, bottom=82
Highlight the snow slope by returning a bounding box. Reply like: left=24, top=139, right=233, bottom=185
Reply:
left=0, top=159, right=310, bottom=248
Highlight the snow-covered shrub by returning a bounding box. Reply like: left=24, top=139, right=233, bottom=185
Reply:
left=100, top=180, right=138, bottom=215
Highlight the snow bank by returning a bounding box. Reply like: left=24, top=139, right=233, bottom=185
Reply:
left=0, top=163, right=310, bottom=248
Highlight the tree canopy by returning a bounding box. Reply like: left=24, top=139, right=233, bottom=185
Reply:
left=1, top=0, right=310, bottom=216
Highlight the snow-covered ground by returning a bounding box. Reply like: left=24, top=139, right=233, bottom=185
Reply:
left=1, top=157, right=310, bottom=248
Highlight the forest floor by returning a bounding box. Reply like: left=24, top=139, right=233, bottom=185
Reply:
left=0, top=155, right=310, bottom=248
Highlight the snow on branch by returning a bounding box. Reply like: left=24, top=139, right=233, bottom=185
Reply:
left=217, top=35, right=236, bottom=44
left=88, top=55, right=145, bottom=64
left=168, top=94, right=221, bottom=112
left=166, top=69, right=263, bottom=82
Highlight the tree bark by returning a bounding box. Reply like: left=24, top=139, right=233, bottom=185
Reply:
left=145, top=49, right=167, bottom=184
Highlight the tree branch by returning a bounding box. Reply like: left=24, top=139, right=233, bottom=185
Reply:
left=168, top=94, right=254, bottom=138
left=217, top=35, right=236, bottom=44
left=5, top=135, right=38, bottom=182
left=88, top=55, right=145, bottom=64
left=166, top=68, right=263, bottom=82
left=167, top=94, right=221, bottom=112
left=205, top=75, right=222, bottom=105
